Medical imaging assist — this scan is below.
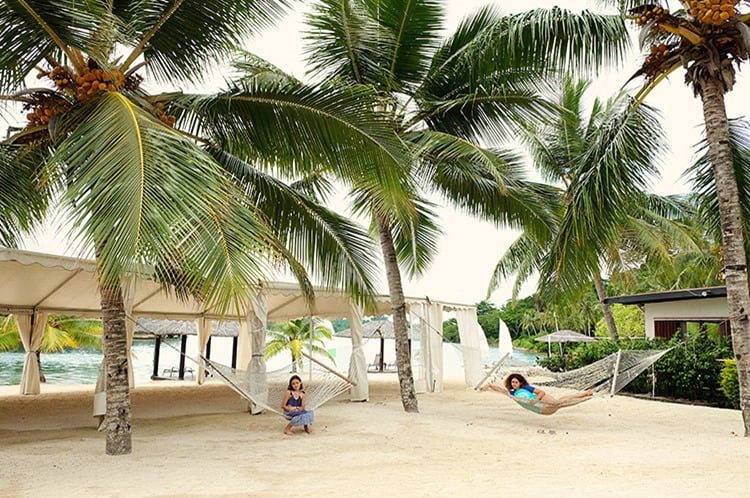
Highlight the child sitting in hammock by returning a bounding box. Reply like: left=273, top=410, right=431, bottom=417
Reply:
left=281, top=374, right=314, bottom=435
left=480, top=373, right=593, bottom=415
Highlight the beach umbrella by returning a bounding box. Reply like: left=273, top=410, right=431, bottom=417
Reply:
left=535, top=330, right=597, bottom=359
left=336, top=320, right=394, bottom=372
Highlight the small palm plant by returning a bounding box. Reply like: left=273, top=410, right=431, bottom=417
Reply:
left=265, top=318, right=334, bottom=371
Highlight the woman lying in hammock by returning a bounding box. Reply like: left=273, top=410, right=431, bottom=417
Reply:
left=480, top=373, right=593, bottom=415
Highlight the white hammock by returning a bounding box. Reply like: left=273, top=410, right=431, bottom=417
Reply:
left=203, top=352, right=357, bottom=418
left=480, top=348, right=672, bottom=415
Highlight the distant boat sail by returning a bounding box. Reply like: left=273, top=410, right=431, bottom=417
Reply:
left=498, top=318, right=513, bottom=358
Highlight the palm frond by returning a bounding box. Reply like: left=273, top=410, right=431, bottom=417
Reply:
left=362, top=0, right=444, bottom=92
left=0, top=144, right=53, bottom=246
left=479, top=7, right=630, bottom=78
left=115, top=0, right=291, bottom=84
left=487, top=232, right=549, bottom=300
left=539, top=100, right=669, bottom=291
left=0, top=0, right=104, bottom=90
left=684, top=117, right=750, bottom=245
left=388, top=196, right=441, bottom=279
left=407, top=130, right=560, bottom=241
left=304, top=0, right=389, bottom=85
left=210, top=148, right=382, bottom=308
left=53, top=91, right=283, bottom=316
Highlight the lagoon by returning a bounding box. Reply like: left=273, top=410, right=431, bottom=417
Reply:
left=0, top=336, right=541, bottom=386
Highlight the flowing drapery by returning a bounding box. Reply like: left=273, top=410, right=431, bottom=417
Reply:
left=16, top=311, right=47, bottom=395
left=347, top=302, right=368, bottom=401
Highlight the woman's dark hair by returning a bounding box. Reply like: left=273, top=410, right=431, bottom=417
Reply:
left=287, top=374, right=304, bottom=391
left=504, top=373, right=528, bottom=391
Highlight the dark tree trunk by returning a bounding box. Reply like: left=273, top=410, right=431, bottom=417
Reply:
left=100, top=281, right=133, bottom=455
left=593, top=270, right=619, bottom=340
left=376, top=213, right=418, bottom=412
left=699, top=77, right=750, bottom=436
left=35, top=350, right=46, bottom=383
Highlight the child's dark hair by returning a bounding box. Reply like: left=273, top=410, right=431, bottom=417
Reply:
left=287, top=374, right=304, bottom=391
left=504, top=373, right=529, bottom=391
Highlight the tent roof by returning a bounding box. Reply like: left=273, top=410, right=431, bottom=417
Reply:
left=134, top=317, right=240, bottom=337
left=0, top=248, right=474, bottom=322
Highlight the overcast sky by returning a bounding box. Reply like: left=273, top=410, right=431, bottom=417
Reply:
left=17, top=1, right=750, bottom=308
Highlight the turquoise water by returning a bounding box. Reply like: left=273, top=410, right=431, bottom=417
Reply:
left=0, top=337, right=238, bottom=386
left=0, top=341, right=538, bottom=386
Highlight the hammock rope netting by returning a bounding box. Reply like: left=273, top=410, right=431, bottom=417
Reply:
left=128, top=318, right=356, bottom=419
left=203, top=353, right=359, bottom=419
left=480, top=348, right=672, bottom=414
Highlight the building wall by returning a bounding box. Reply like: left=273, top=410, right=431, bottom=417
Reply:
left=644, top=297, right=728, bottom=338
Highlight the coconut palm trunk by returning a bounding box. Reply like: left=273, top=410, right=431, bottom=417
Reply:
left=99, top=280, right=132, bottom=455
left=592, top=270, right=619, bottom=340
left=699, top=77, right=750, bottom=435
left=376, top=214, right=418, bottom=412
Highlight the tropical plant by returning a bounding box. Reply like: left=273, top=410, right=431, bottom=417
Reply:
left=0, top=314, right=102, bottom=381
left=489, top=78, right=695, bottom=340
left=293, top=0, right=630, bottom=412
left=593, top=303, right=645, bottom=338
left=607, top=0, right=750, bottom=436
left=265, top=318, right=335, bottom=369
left=0, top=0, right=409, bottom=454
left=0, top=314, right=102, bottom=351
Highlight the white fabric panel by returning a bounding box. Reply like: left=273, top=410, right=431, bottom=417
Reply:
left=498, top=318, right=513, bottom=358
left=427, top=303, right=444, bottom=392
left=16, top=312, right=46, bottom=395
left=93, top=362, right=106, bottom=417
left=409, top=305, right=426, bottom=393
left=347, top=302, right=368, bottom=401
left=455, top=307, right=483, bottom=387
left=247, top=290, right=268, bottom=414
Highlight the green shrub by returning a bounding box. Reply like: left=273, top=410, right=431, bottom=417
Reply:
left=650, top=335, right=732, bottom=403
left=720, top=359, right=740, bottom=409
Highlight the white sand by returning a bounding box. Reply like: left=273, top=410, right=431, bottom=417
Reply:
left=1, top=376, right=749, bottom=498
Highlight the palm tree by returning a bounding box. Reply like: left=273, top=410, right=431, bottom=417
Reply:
left=295, top=0, right=630, bottom=412
left=489, top=78, right=694, bottom=340
left=605, top=0, right=750, bottom=436
left=0, top=0, right=409, bottom=454
left=265, top=318, right=335, bottom=369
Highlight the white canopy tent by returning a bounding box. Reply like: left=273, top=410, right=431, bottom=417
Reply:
left=0, top=248, right=485, bottom=401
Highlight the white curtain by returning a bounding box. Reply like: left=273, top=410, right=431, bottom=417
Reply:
left=16, top=311, right=47, bottom=395
left=426, top=303, right=444, bottom=392
left=408, top=305, right=425, bottom=393
left=196, top=317, right=211, bottom=384
left=455, top=307, right=484, bottom=387
left=348, top=302, right=368, bottom=401
left=247, top=290, right=268, bottom=414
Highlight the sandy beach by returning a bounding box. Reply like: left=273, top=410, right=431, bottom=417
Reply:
left=1, top=375, right=749, bottom=498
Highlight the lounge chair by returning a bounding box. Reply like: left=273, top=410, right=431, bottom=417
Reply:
left=367, top=353, right=383, bottom=373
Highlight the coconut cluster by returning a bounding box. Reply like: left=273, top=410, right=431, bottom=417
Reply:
left=645, top=43, right=672, bottom=66
left=25, top=99, right=66, bottom=127
left=28, top=63, right=176, bottom=129
left=631, top=4, right=668, bottom=26
left=686, top=0, right=739, bottom=25
left=74, top=68, right=126, bottom=101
